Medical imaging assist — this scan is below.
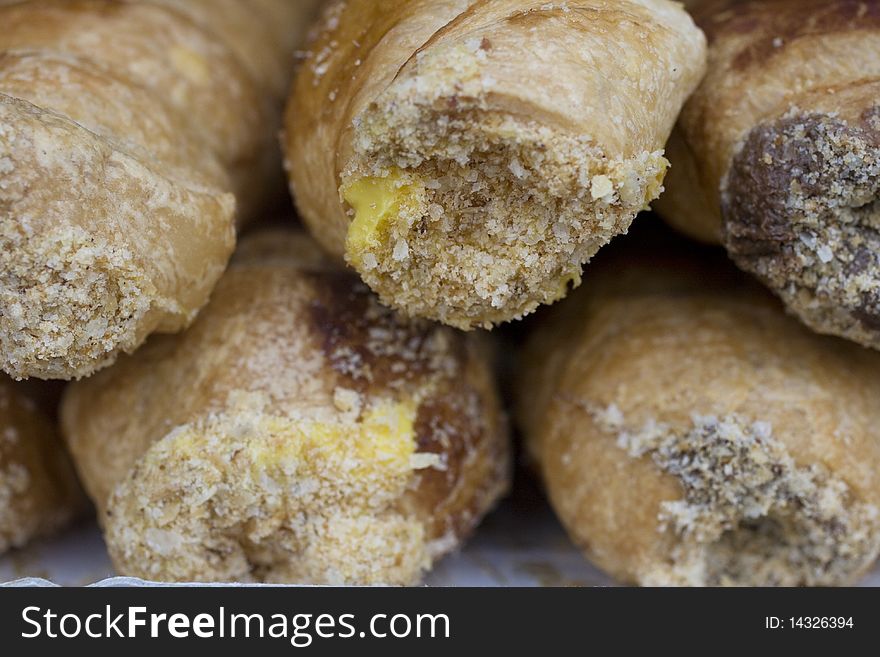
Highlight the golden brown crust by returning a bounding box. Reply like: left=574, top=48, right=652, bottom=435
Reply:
left=656, top=0, right=880, bottom=349
left=0, top=0, right=322, bottom=380
left=62, top=228, right=510, bottom=585
left=285, top=0, right=706, bottom=329
left=517, top=228, right=880, bottom=586
left=0, top=375, right=86, bottom=553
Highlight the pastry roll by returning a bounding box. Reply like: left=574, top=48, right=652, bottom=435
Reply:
left=656, top=0, right=880, bottom=349
left=62, top=229, right=510, bottom=585
left=0, top=0, right=322, bottom=380
left=1, top=376, right=86, bottom=553
left=284, top=0, right=706, bottom=329
left=517, top=228, right=880, bottom=586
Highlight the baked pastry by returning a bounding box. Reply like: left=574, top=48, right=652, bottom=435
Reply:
left=1, top=376, right=85, bottom=553
left=656, top=0, right=880, bottom=349
left=517, top=226, right=880, bottom=586
left=62, top=228, right=510, bottom=585
left=284, top=0, right=706, bottom=329
left=0, top=0, right=322, bottom=380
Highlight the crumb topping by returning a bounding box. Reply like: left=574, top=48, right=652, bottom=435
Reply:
left=0, top=219, right=168, bottom=380
left=592, top=404, right=880, bottom=586
left=106, top=390, right=451, bottom=585
left=722, top=108, right=880, bottom=347
left=89, top=248, right=510, bottom=585
left=342, top=38, right=668, bottom=329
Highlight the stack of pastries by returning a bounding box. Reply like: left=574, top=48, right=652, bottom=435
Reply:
left=1, top=0, right=879, bottom=586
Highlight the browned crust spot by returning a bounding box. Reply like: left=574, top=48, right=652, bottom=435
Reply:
left=305, top=270, right=466, bottom=392
left=697, top=0, right=880, bottom=71
left=305, top=269, right=508, bottom=544
left=411, top=375, right=507, bottom=542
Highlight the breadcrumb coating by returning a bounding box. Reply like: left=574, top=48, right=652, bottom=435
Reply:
left=724, top=108, right=880, bottom=348
left=517, top=227, right=880, bottom=587
left=593, top=406, right=880, bottom=586
left=109, top=392, right=443, bottom=584
left=64, top=230, right=510, bottom=584
left=0, top=94, right=235, bottom=379
left=0, top=0, right=319, bottom=379
left=1, top=221, right=178, bottom=382
left=657, top=0, right=880, bottom=349
left=286, top=0, right=706, bottom=329
left=346, top=94, right=667, bottom=328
